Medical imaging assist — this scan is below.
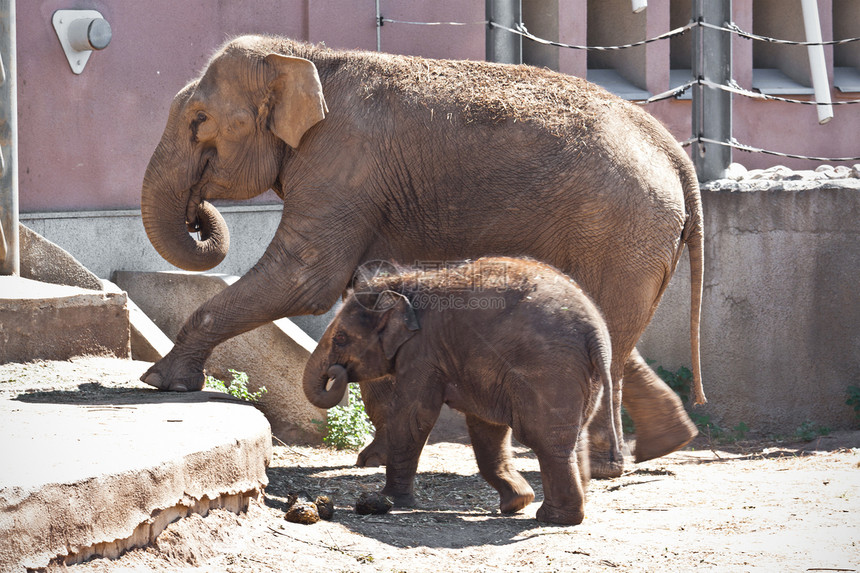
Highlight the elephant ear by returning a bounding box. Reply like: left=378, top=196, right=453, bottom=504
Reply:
left=264, top=54, right=328, bottom=149
left=377, top=291, right=420, bottom=360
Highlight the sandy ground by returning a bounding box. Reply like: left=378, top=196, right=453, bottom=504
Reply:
left=67, top=433, right=859, bottom=573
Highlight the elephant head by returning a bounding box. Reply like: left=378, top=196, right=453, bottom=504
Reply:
left=303, top=291, right=420, bottom=409
left=141, top=37, right=328, bottom=271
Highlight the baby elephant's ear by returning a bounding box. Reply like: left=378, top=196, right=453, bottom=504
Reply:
left=378, top=291, right=420, bottom=360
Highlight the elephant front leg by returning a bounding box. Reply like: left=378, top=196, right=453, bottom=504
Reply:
left=356, top=377, right=394, bottom=467
left=466, top=414, right=534, bottom=514
left=380, top=399, right=443, bottom=507
left=142, top=258, right=348, bottom=392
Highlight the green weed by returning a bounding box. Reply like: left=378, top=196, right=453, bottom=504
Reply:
left=846, top=385, right=860, bottom=425
left=204, top=369, right=267, bottom=402
left=313, top=384, right=375, bottom=450
left=793, top=420, right=831, bottom=442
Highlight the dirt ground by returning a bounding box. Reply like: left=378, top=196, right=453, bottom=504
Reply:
left=3, top=359, right=857, bottom=573
left=69, top=432, right=858, bottom=572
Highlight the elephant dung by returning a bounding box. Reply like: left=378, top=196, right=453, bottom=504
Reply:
left=355, top=492, right=393, bottom=515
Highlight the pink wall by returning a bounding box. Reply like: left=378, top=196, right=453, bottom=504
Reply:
left=16, top=1, right=859, bottom=213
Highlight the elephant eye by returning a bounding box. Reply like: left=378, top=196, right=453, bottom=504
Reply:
left=195, top=111, right=207, bottom=123
left=333, top=332, right=349, bottom=347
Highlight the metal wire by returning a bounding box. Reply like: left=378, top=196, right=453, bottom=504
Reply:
left=700, top=21, right=860, bottom=46
left=696, top=137, right=860, bottom=162
left=698, top=78, right=860, bottom=106
left=379, top=18, right=489, bottom=27
left=488, top=20, right=696, bottom=51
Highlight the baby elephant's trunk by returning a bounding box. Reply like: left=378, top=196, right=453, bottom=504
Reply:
left=303, top=363, right=349, bottom=409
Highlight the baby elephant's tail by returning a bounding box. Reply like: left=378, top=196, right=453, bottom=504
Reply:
left=591, top=331, right=619, bottom=463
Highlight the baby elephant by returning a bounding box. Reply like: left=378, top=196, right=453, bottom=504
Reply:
left=303, top=257, right=617, bottom=525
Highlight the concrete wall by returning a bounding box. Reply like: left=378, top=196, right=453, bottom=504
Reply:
left=20, top=204, right=282, bottom=279
left=16, top=1, right=484, bottom=213
left=15, top=1, right=859, bottom=216
left=639, top=183, right=860, bottom=435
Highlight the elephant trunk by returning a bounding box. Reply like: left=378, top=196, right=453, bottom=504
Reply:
left=140, top=132, right=230, bottom=272
left=303, top=363, right=349, bottom=410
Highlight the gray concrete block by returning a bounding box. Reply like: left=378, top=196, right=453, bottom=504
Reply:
left=113, top=270, right=323, bottom=444
left=19, top=223, right=103, bottom=291
left=0, top=277, right=130, bottom=362
left=102, top=280, right=173, bottom=363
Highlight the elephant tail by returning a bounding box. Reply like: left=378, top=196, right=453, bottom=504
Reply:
left=679, top=159, right=706, bottom=406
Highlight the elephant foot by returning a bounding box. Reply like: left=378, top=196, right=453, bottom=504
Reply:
left=380, top=488, right=415, bottom=508
left=535, top=502, right=584, bottom=526
left=356, top=437, right=388, bottom=467
left=499, top=484, right=535, bottom=514
left=633, top=415, right=697, bottom=463
left=622, top=351, right=698, bottom=463
left=141, top=354, right=205, bottom=392
left=588, top=449, right=624, bottom=479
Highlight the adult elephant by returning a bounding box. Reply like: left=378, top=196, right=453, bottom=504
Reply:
left=140, top=34, right=704, bottom=477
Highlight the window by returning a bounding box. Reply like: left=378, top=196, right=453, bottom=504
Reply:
left=752, top=0, right=815, bottom=95
left=833, top=0, right=860, bottom=93
left=669, top=0, right=693, bottom=100
left=586, top=0, right=650, bottom=100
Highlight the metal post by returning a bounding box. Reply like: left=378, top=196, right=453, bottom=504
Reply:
left=486, top=0, right=522, bottom=64
left=375, top=0, right=382, bottom=52
left=692, top=0, right=732, bottom=182
left=0, top=0, right=19, bottom=275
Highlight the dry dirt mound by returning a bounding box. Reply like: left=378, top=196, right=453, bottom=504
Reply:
left=64, top=433, right=859, bottom=573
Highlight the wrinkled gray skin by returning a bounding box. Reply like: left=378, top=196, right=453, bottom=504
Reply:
left=304, top=258, right=617, bottom=525
left=140, top=34, right=704, bottom=476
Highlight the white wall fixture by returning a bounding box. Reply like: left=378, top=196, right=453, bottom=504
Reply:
left=52, top=9, right=112, bottom=75
left=800, top=0, right=833, bottom=124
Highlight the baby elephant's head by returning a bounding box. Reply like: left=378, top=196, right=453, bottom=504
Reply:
left=302, top=290, right=419, bottom=409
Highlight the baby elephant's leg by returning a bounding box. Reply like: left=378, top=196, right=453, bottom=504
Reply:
left=356, top=377, right=395, bottom=467
left=531, top=430, right=586, bottom=525
left=466, top=414, right=535, bottom=514
left=380, top=400, right=442, bottom=507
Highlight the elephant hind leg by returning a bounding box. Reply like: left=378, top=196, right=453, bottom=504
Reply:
left=622, top=349, right=698, bottom=463
left=533, top=445, right=586, bottom=526
left=466, top=415, right=534, bottom=514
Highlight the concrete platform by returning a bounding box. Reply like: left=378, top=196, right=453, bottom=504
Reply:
left=0, top=276, right=130, bottom=363
left=114, top=270, right=323, bottom=444
left=0, top=357, right=272, bottom=572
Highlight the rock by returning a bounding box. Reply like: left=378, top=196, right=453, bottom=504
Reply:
left=355, top=492, right=393, bottom=515
left=828, top=165, right=851, bottom=179
left=724, top=162, right=747, bottom=181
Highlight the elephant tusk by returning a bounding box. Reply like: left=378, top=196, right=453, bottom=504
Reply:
left=325, top=377, right=336, bottom=392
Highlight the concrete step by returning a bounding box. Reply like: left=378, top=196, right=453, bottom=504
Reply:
left=0, top=356, right=272, bottom=572
left=0, top=276, right=130, bottom=362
